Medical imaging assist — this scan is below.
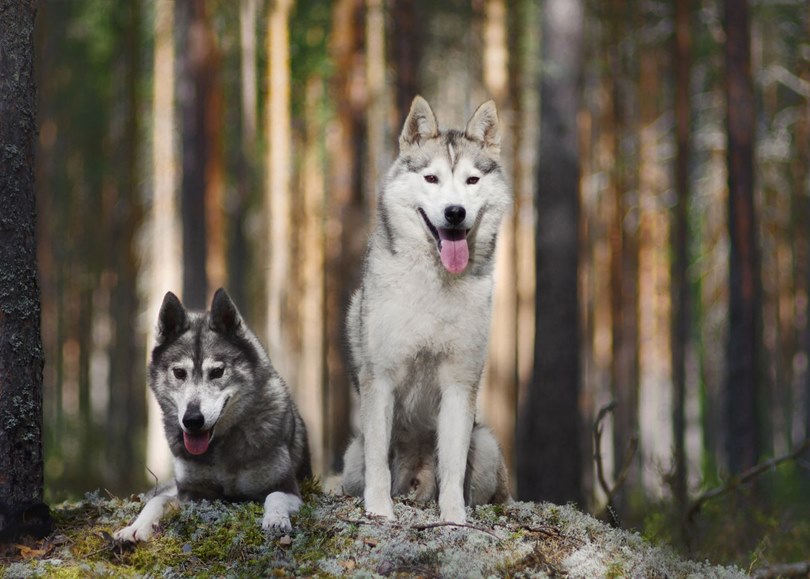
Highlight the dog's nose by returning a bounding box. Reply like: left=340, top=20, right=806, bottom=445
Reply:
left=182, top=406, right=205, bottom=431
left=444, top=205, right=466, bottom=226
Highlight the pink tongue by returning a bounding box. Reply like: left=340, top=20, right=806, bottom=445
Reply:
left=183, top=431, right=210, bottom=455
left=438, top=230, right=469, bottom=274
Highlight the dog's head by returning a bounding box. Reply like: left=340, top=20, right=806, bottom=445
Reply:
left=149, top=289, right=268, bottom=459
left=383, top=96, right=511, bottom=275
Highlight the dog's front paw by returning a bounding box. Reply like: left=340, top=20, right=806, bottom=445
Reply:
left=439, top=495, right=467, bottom=524
left=262, top=512, right=292, bottom=532
left=114, top=522, right=155, bottom=543
left=364, top=488, right=395, bottom=520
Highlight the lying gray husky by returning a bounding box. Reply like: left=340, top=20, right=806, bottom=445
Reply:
left=341, top=96, right=512, bottom=523
left=115, top=289, right=311, bottom=542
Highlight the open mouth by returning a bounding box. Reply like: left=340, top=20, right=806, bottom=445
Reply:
left=418, top=208, right=470, bottom=274
left=183, top=428, right=214, bottom=456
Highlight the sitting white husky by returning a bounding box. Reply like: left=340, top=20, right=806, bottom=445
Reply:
left=342, top=96, right=512, bottom=523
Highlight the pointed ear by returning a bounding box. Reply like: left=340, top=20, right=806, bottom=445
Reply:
left=210, top=288, right=242, bottom=335
left=465, top=100, right=501, bottom=157
left=157, top=292, right=188, bottom=341
left=399, top=95, right=439, bottom=150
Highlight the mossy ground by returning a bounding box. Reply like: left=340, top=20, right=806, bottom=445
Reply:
left=1, top=483, right=747, bottom=578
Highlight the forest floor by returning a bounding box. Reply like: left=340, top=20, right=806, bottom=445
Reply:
left=0, top=482, right=751, bottom=578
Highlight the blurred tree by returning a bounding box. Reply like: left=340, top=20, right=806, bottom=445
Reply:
left=0, top=0, right=52, bottom=539
left=481, top=0, right=518, bottom=476
left=230, top=0, right=259, bottom=309
left=145, top=0, right=181, bottom=483
left=265, top=0, right=295, bottom=371
left=392, top=0, right=420, bottom=125
left=105, top=0, right=147, bottom=494
left=608, top=0, right=640, bottom=511
left=724, top=0, right=761, bottom=474
left=176, top=0, right=213, bottom=309
left=517, top=0, right=583, bottom=505
left=672, top=0, right=692, bottom=516
left=325, top=0, right=367, bottom=471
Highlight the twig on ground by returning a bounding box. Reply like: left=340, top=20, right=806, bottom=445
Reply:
left=751, top=560, right=810, bottom=579
left=593, top=401, right=639, bottom=527
left=687, top=439, right=810, bottom=522
left=337, top=516, right=501, bottom=540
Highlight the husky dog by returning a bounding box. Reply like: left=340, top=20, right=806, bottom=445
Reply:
left=115, top=289, right=311, bottom=542
left=341, top=96, right=512, bottom=523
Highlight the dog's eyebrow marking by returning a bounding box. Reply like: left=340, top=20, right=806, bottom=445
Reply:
left=474, top=157, right=498, bottom=175
left=404, top=155, right=429, bottom=173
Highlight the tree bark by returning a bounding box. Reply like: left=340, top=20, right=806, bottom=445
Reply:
left=724, top=0, right=761, bottom=474
left=517, top=0, right=583, bottom=505
left=0, top=0, right=52, bottom=539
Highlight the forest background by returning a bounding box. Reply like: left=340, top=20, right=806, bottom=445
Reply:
left=33, top=0, right=810, bottom=567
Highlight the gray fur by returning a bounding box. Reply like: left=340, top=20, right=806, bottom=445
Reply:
left=115, top=289, right=310, bottom=542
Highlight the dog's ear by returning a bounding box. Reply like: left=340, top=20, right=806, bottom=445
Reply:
left=465, top=100, right=501, bottom=158
left=399, top=95, right=438, bottom=150
left=210, top=288, right=242, bottom=335
left=157, top=291, right=188, bottom=341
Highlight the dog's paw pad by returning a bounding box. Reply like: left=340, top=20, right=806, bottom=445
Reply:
left=262, top=513, right=292, bottom=532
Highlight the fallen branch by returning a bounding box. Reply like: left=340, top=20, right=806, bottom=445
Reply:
left=751, top=560, right=810, bottom=579
left=687, top=439, right=810, bottom=522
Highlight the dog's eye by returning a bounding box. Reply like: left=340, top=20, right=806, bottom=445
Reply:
left=424, top=174, right=438, bottom=184
left=209, top=367, right=224, bottom=380
left=466, top=176, right=479, bottom=185
left=172, top=368, right=187, bottom=380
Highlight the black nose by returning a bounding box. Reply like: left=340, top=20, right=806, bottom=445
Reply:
left=444, top=205, right=466, bottom=226
left=182, top=405, right=205, bottom=431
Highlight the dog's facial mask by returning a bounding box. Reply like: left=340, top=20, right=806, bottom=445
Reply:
left=399, top=97, right=502, bottom=274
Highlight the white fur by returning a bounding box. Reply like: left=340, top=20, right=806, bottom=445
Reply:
left=347, top=98, right=511, bottom=523
left=262, top=492, right=303, bottom=531
left=113, top=487, right=179, bottom=543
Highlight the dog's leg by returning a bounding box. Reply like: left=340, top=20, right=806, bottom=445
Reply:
left=114, top=486, right=179, bottom=543
left=262, top=491, right=303, bottom=532
left=437, top=382, right=475, bottom=523
left=361, top=376, right=395, bottom=519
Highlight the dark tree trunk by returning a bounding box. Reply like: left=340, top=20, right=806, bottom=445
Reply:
left=672, top=0, right=692, bottom=515
left=517, top=0, right=583, bottom=505
left=177, top=0, right=211, bottom=309
left=105, top=0, right=146, bottom=494
left=0, top=0, right=52, bottom=540
left=724, top=0, right=761, bottom=474
left=391, top=0, right=420, bottom=127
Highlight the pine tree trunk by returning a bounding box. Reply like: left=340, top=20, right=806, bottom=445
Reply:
left=724, top=0, right=761, bottom=474
left=177, top=0, right=210, bottom=309
left=517, top=0, right=583, bottom=505
left=392, top=0, right=420, bottom=125
left=326, top=0, right=366, bottom=471
left=145, top=0, right=180, bottom=483
left=671, top=0, right=692, bottom=516
left=105, top=0, right=146, bottom=494
left=0, top=0, right=52, bottom=540
left=265, top=0, right=294, bottom=375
